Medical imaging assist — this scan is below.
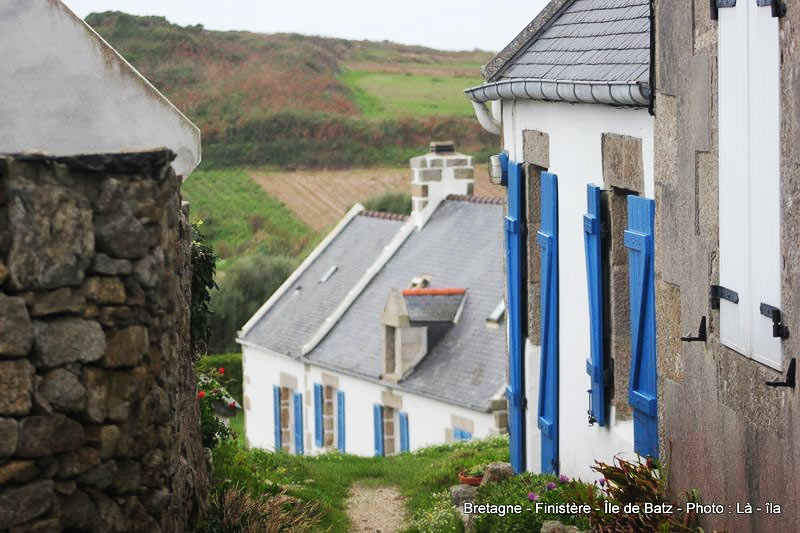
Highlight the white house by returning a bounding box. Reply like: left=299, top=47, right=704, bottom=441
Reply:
left=238, top=144, right=509, bottom=456
left=0, top=0, right=200, bottom=178
left=466, top=0, right=655, bottom=480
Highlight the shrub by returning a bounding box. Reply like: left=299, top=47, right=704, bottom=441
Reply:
left=588, top=455, right=702, bottom=532
left=408, top=490, right=464, bottom=533
left=362, top=191, right=412, bottom=215
left=197, top=485, right=319, bottom=533
left=197, top=369, right=236, bottom=448
left=470, top=473, right=594, bottom=532
left=198, top=353, right=243, bottom=403
left=209, top=253, right=296, bottom=353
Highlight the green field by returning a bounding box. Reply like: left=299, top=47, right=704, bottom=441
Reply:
left=182, top=169, right=316, bottom=268
left=340, top=70, right=483, bottom=119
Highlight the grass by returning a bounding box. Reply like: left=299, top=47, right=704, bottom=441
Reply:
left=212, top=435, right=510, bottom=532
left=340, top=70, right=483, bottom=119
left=182, top=169, right=316, bottom=268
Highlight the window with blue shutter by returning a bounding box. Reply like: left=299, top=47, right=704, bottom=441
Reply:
left=373, top=404, right=384, bottom=456
left=313, top=383, right=323, bottom=448
left=293, top=392, right=304, bottom=455
left=453, top=428, right=472, bottom=441
left=537, top=171, right=559, bottom=474
left=504, top=159, right=526, bottom=474
left=399, top=411, right=409, bottom=452
left=624, top=195, right=658, bottom=458
left=584, top=184, right=607, bottom=426
left=273, top=385, right=282, bottom=451
left=337, top=390, right=345, bottom=452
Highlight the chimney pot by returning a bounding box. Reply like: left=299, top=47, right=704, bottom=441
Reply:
left=429, top=141, right=455, bottom=154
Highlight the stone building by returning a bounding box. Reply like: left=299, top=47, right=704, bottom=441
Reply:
left=468, top=0, right=800, bottom=530
left=238, top=144, right=509, bottom=456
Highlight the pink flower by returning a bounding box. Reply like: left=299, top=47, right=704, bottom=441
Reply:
left=599, top=478, right=607, bottom=487
left=559, top=474, right=569, bottom=484
left=527, top=492, right=539, bottom=501
left=196, top=390, right=206, bottom=399
left=546, top=482, right=557, bottom=491
left=229, top=401, right=237, bottom=409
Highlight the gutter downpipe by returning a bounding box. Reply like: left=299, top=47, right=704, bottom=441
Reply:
left=470, top=100, right=502, bottom=135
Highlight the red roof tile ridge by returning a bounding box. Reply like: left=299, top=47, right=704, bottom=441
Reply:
left=402, top=288, right=467, bottom=296
left=446, top=194, right=504, bottom=205
left=358, top=210, right=409, bottom=221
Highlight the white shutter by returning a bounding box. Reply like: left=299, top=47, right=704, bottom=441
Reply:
left=718, top=0, right=783, bottom=369
left=718, top=1, right=751, bottom=356
left=747, top=1, right=782, bottom=369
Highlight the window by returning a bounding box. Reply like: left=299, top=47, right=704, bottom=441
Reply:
left=718, top=0, right=783, bottom=369
left=315, top=383, right=345, bottom=451
left=453, top=428, right=472, bottom=441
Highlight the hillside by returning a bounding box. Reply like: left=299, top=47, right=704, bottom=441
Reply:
left=85, top=12, right=497, bottom=168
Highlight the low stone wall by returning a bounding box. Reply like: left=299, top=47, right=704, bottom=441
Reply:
left=0, top=151, right=208, bottom=532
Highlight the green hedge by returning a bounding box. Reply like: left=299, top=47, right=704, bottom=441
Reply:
left=197, top=353, right=243, bottom=403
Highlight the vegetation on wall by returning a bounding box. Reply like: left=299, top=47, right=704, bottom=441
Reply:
left=190, top=222, right=218, bottom=359
left=197, top=353, right=244, bottom=403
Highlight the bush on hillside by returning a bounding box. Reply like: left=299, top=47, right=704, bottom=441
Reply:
left=362, top=191, right=412, bottom=215
left=198, top=353, right=243, bottom=403
left=209, top=253, right=295, bottom=353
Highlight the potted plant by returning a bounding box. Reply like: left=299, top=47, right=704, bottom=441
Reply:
left=459, top=464, right=485, bottom=486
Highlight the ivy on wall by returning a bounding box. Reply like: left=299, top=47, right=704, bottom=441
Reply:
left=191, top=221, right=218, bottom=360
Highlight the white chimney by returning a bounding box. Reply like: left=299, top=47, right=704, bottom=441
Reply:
left=409, top=141, right=474, bottom=227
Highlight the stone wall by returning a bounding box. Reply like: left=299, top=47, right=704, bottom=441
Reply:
left=654, top=2, right=800, bottom=531
left=0, top=150, right=208, bottom=532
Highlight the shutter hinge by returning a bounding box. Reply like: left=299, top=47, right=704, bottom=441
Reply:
left=710, top=285, right=739, bottom=309
left=760, top=303, right=790, bottom=339
left=681, top=316, right=708, bottom=342
left=757, top=0, right=786, bottom=17
left=766, top=358, right=796, bottom=388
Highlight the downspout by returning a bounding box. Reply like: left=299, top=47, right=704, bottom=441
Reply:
left=471, top=100, right=501, bottom=135
left=648, top=0, right=656, bottom=116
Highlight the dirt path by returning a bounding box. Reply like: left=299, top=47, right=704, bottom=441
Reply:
left=247, top=166, right=503, bottom=233
left=345, top=483, right=408, bottom=533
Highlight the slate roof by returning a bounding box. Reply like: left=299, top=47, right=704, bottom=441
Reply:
left=240, top=212, right=405, bottom=356
left=307, top=199, right=506, bottom=411
left=498, top=0, right=650, bottom=84
left=466, top=0, right=651, bottom=106
left=403, top=289, right=466, bottom=323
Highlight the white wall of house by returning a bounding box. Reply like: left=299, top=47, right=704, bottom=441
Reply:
left=243, top=344, right=496, bottom=456
left=502, top=99, right=654, bottom=480
left=0, top=1, right=200, bottom=178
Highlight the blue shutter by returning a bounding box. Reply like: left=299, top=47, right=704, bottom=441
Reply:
left=624, top=196, right=658, bottom=458
left=293, top=392, right=304, bottom=455
left=273, top=385, right=282, bottom=451
left=504, top=159, right=526, bottom=474
left=399, top=411, right=409, bottom=452
left=373, top=404, right=384, bottom=456
left=337, top=390, right=346, bottom=452
left=537, top=171, right=559, bottom=474
left=314, top=383, right=323, bottom=447
left=584, top=184, right=607, bottom=426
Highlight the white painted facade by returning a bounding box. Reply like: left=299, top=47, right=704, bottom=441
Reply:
left=241, top=343, right=496, bottom=456
left=0, top=1, right=200, bottom=178
left=501, top=99, right=654, bottom=480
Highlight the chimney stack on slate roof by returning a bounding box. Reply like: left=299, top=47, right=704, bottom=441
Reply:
left=409, top=141, right=474, bottom=221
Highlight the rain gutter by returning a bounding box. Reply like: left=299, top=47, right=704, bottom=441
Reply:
left=464, top=78, right=651, bottom=107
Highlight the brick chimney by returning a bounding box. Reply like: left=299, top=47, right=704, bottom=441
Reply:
left=409, top=141, right=474, bottom=222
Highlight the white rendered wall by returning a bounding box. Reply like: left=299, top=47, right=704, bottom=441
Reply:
left=242, top=345, right=306, bottom=452
left=0, top=1, right=200, bottom=178
left=502, top=99, right=654, bottom=480
left=244, top=344, right=495, bottom=456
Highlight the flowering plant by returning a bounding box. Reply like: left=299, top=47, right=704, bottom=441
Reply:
left=197, top=368, right=236, bottom=448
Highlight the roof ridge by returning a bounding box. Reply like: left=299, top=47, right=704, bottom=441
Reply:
left=358, top=210, right=409, bottom=221
left=402, top=288, right=467, bottom=296
left=446, top=194, right=504, bottom=205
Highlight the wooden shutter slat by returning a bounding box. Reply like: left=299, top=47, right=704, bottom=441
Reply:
left=537, top=171, right=559, bottom=474
left=373, top=404, right=383, bottom=457
left=273, top=385, right=281, bottom=451
left=314, top=384, right=323, bottom=447
left=624, top=195, right=658, bottom=458
left=337, top=390, right=345, bottom=452
left=293, top=392, right=304, bottom=455
left=583, top=184, right=606, bottom=426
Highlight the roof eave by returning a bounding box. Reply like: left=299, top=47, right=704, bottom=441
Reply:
left=464, top=78, right=651, bottom=108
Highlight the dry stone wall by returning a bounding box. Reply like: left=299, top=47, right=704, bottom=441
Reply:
left=0, top=150, right=208, bottom=532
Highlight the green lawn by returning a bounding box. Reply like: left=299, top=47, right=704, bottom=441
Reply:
left=211, top=436, right=509, bottom=532
left=340, top=70, right=484, bottom=119
left=182, top=169, right=316, bottom=268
